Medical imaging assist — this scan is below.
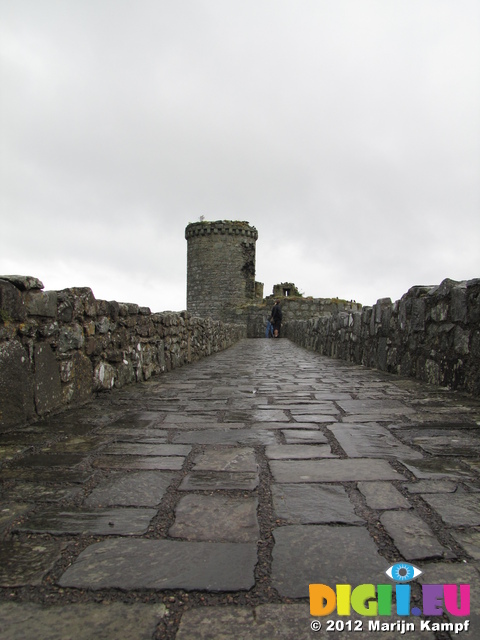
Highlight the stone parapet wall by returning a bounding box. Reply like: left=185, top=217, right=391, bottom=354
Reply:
left=282, top=278, right=480, bottom=396
left=245, top=297, right=362, bottom=338
left=0, top=276, right=245, bottom=429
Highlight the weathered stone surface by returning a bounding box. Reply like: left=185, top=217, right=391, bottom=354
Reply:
left=380, top=511, right=450, bottom=560
left=103, top=443, right=191, bottom=457
left=57, top=323, right=85, bottom=353
left=25, top=290, right=57, bottom=317
left=272, top=525, right=388, bottom=597
left=281, top=429, right=328, bottom=444
left=0, top=503, right=32, bottom=533
left=34, top=344, right=63, bottom=415
left=357, top=482, right=411, bottom=509
left=0, top=341, right=34, bottom=429
left=172, top=428, right=276, bottom=445
left=328, top=424, right=422, bottom=459
left=0, top=275, right=44, bottom=290
left=421, top=492, right=480, bottom=526
left=192, top=447, right=257, bottom=471
left=176, top=605, right=314, bottom=640
left=169, top=495, right=259, bottom=541
left=272, top=484, right=363, bottom=524
left=179, top=471, right=259, bottom=490
left=0, top=540, right=63, bottom=586
left=400, top=459, right=474, bottom=480
left=0, top=602, right=166, bottom=640
left=59, top=538, right=257, bottom=590
left=403, top=479, right=458, bottom=493
left=15, top=506, right=157, bottom=535
left=85, top=471, right=174, bottom=507
left=410, top=431, right=480, bottom=456
left=269, top=459, right=403, bottom=483
left=266, top=444, right=336, bottom=459
left=2, top=483, right=82, bottom=503
left=92, top=455, right=184, bottom=470
left=0, top=278, right=26, bottom=320
left=451, top=529, right=480, bottom=559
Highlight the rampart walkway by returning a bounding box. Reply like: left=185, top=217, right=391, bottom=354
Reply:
left=1, top=338, right=480, bottom=639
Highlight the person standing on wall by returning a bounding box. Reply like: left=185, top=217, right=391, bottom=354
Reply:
left=270, top=300, right=282, bottom=338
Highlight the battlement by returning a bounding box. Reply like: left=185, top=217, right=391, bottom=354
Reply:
left=185, top=220, right=258, bottom=240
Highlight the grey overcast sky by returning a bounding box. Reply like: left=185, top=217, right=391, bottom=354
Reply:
left=1, top=1, right=479, bottom=312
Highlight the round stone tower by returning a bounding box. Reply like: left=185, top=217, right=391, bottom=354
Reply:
left=185, top=220, right=258, bottom=322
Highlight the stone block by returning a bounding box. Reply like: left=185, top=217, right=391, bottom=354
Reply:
left=93, top=361, right=115, bottom=390
left=33, top=344, right=63, bottom=415
left=57, top=324, right=84, bottom=352
left=25, top=290, right=57, bottom=317
left=0, top=341, right=34, bottom=429
left=0, top=279, right=26, bottom=321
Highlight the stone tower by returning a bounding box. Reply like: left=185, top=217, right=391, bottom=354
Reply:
left=185, top=220, right=258, bottom=322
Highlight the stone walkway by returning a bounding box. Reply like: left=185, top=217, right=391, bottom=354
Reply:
left=1, top=338, right=480, bottom=639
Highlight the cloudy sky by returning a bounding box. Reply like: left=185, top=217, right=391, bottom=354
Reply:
left=1, top=0, right=479, bottom=312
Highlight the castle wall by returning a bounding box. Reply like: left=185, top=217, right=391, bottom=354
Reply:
left=282, top=278, right=480, bottom=396
left=185, top=221, right=258, bottom=322
left=0, top=276, right=245, bottom=430
left=244, top=297, right=362, bottom=338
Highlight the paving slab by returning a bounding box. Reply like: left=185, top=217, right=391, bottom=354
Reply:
left=0, top=602, right=166, bottom=640
left=84, top=471, right=174, bottom=507
left=0, top=540, right=64, bottom=586
left=101, top=443, right=191, bottom=456
left=266, top=444, right=336, bottom=459
left=328, top=424, right=422, bottom=459
left=92, top=455, right=184, bottom=470
left=169, top=494, right=259, bottom=541
left=15, top=506, right=157, bottom=535
left=404, top=430, right=480, bottom=456
left=451, top=530, right=480, bottom=559
left=403, top=479, right=458, bottom=493
left=421, top=492, right=480, bottom=526
left=400, top=459, right=475, bottom=480
left=281, top=429, right=328, bottom=444
left=172, top=428, right=277, bottom=445
left=40, top=436, right=109, bottom=453
left=191, top=447, right=257, bottom=471
left=380, top=511, right=451, bottom=560
left=176, top=605, right=435, bottom=640
left=272, top=484, right=364, bottom=524
left=336, top=399, right=415, bottom=417
left=179, top=471, right=259, bottom=491
left=357, top=482, right=411, bottom=510
left=176, top=605, right=313, bottom=640
left=269, top=458, right=403, bottom=483
left=272, top=525, right=388, bottom=597
left=290, top=414, right=338, bottom=423
left=58, top=538, right=257, bottom=590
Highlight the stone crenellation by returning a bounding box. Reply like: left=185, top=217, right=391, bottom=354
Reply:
left=282, top=278, right=480, bottom=396
left=0, top=275, right=245, bottom=430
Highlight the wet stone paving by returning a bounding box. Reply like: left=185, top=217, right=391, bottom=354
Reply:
left=1, top=339, right=480, bottom=639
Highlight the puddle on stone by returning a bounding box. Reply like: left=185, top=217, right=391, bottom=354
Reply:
left=0, top=540, right=64, bottom=586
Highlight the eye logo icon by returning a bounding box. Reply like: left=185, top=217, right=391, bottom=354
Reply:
left=386, top=563, right=423, bottom=583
